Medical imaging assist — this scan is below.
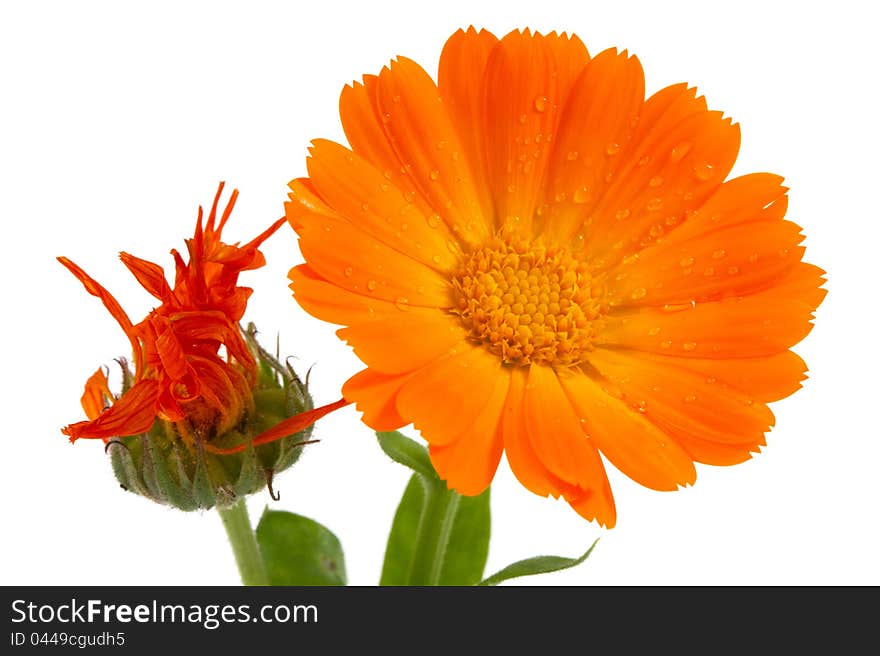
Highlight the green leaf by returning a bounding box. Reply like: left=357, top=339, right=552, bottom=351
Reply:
left=379, top=474, right=425, bottom=586
left=256, top=509, right=346, bottom=585
left=438, top=487, right=490, bottom=586
left=376, top=431, right=438, bottom=482
left=477, top=539, right=599, bottom=586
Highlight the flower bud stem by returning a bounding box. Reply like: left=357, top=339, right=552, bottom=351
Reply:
left=217, top=498, right=269, bottom=586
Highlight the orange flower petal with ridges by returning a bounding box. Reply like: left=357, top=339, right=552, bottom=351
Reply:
left=306, top=139, right=458, bottom=272
left=377, top=57, right=492, bottom=245
left=80, top=368, right=113, bottom=422
left=438, top=27, right=499, bottom=215
left=501, top=366, right=566, bottom=498
left=607, top=219, right=809, bottom=308
left=542, top=48, right=645, bottom=243
left=397, top=346, right=506, bottom=447
left=63, top=379, right=159, bottom=441
left=428, top=369, right=508, bottom=495
left=337, top=309, right=468, bottom=374
left=483, top=29, right=589, bottom=233
left=286, top=28, right=825, bottom=526
left=290, top=264, right=405, bottom=326
left=588, top=348, right=774, bottom=445
left=293, top=195, right=453, bottom=307
left=340, top=75, right=447, bottom=227
left=599, top=293, right=816, bottom=358
left=523, top=364, right=611, bottom=492
left=559, top=369, right=696, bottom=491
left=586, top=110, right=741, bottom=264
left=342, top=368, right=411, bottom=431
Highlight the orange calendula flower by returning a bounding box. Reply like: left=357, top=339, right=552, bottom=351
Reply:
left=285, top=28, right=826, bottom=527
left=60, top=183, right=290, bottom=446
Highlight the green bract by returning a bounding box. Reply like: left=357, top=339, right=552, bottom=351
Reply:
left=106, top=324, right=315, bottom=511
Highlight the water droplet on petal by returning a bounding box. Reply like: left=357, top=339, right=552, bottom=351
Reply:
left=679, top=256, right=695, bottom=267
left=533, top=95, right=548, bottom=112
left=660, top=340, right=672, bottom=349
left=669, top=142, right=692, bottom=163
left=648, top=327, right=661, bottom=336
left=649, top=176, right=663, bottom=188
left=518, top=113, right=528, bottom=125
left=429, top=169, right=440, bottom=181
left=646, top=198, right=663, bottom=211
left=694, top=163, right=714, bottom=181
left=615, top=209, right=631, bottom=221
left=684, top=394, right=697, bottom=403
left=573, top=186, right=591, bottom=204
left=682, top=341, right=697, bottom=351
left=427, top=214, right=441, bottom=228
left=630, top=287, right=647, bottom=300
left=712, top=248, right=726, bottom=260
left=605, top=142, right=621, bottom=156
left=566, top=150, right=579, bottom=161
left=343, top=266, right=353, bottom=277
left=727, top=266, right=739, bottom=275
left=395, top=297, right=410, bottom=310
left=367, top=279, right=378, bottom=291
left=436, top=140, right=447, bottom=150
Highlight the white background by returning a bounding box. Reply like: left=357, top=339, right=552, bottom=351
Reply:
left=2, top=0, right=877, bottom=586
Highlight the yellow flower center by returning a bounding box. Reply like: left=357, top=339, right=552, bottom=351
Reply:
left=451, top=236, right=606, bottom=367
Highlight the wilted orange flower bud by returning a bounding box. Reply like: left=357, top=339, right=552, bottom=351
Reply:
left=60, top=183, right=347, bottom=509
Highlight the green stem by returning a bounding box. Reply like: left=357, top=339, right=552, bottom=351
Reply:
left=217, top=498, right=269, bottom=586
left=409, top=485, right=461, bottom=586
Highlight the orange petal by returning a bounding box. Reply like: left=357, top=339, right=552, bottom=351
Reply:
left=207, top=398, right=351, bottom=455
left=607, top=349, right=808, bottom=404
left=340, top=74, right=443, bottom=225
left=57, top=257, right=142, bottom=373
left=336, top=308, right=468, bottom=374
left=559, top=368, right=696, bottom=491
left=289, top=264, right=404, bottom=326
left=587, top=348, right=774, bottom=446
left=305, top=139, right=458, bottom=271
left=483, top=30, right=589, bottom=234
left=429, top=366, right=508, bottom=495
left=655, top=173, right=789, bottom=246
left=542, top=49, right=645, bottom=243
left=522, top=364, right=613, bottom=498
left=586, top=108, right=741, bottom=263
left=80, top=367, right=113, bottom=421
left=62, top=379, right=159, bottom=441
left=599, top=293, right=817, bottom=358
left=397, top=345, right=505, bottom=447
left=607, top=219, right=809, bottom=308
left=438, top=26, right=499, bottom=221
left=291, top=192, right=453, bottom=308
left=501, top=366, right=565, bottom=497
left=342, top=368, right=411, bottom=431
left=119, top=253, right=173, bottom=302
left=376, top=57, right=491, bottom=245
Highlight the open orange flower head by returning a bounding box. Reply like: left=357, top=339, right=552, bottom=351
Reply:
left=61, top=183, right=347, bottom=510
left=285, top=28, right=826, bottom=527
